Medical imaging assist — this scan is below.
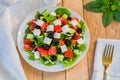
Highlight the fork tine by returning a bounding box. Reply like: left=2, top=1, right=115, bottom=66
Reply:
left=106, top=45, right=111, bottom=59
left=107, top=45, right=112, bottom=59
left=109, top=45, right=114, bottom=59
left=103, top=44, right=108, bottom=58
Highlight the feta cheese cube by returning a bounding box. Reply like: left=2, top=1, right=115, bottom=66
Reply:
left=71, top=20, right=78, bottom=26
left=60, top=45, right=67, bottom=53
left=77, top=38, right=85, bottom=44
left=53, top=20, right=61, bottom=25
left=43, top=37, right=52, bottom=45
left=54, top=33, right=61, bottom=39
left=35, top=20, right=44, bottom=26
left=50, top=12, right=56, bottom=16
left=62, top=25, right=69, bottom=33
left=46, top=25, right=54, bottom=32
left=32, top=29, right=41, bottom=36
left=34, top=51, right=40, bottom=59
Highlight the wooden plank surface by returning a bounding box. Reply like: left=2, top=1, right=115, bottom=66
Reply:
left=63, top=0, right=89, bottom=80
left=19, top=0, right=120, bottom=80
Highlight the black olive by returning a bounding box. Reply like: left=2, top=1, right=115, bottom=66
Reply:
left=43, top=44, right=50, bottom=50
left=35, top=25, right=40, bottom=29
left=77, top=28, right=82, bottom=34
left=30, top=42, right=35, bottom=48
left=52, top=39, right=59, bottom=46
left=47, top=31, right=54, bottom=38
left=61, top=24, right=64, bottom=27
left=51, top=56, right=57, bottom=62
left=65, top=40, right=71, bottom=46
left=34, top=48, right=38, bottom=51
left=67, top=16, right=72, bottom=20
left=42, top=18, right=47, bottom=22
left=34, top=37, right=37, bottom=41
left=57, top=48, right=62, bottom=53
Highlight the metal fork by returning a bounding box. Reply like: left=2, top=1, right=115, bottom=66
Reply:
left=102, top=44, right=114, bottom=80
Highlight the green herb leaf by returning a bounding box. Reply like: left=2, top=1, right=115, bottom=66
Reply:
left=24, top=26, right=31, bottom=40
left=28, top=53, right=35, bottom=60
left=102, top=12, right=114, bottom=27
left=114, top=10, right=120, bottom=22
left=46, top=16, right=57, bottom=22
left=84, top=1, right=107, bottom=13
left=35, top=11, right=41, bottom=19
left=80, top=20, right=86, bottom=36
left=76, top=43, right=87, bottom=51
left=96, top=0, right=110, bottom=4
left=111, top=5, right=118, bottom=11
left=55, top=8, right=71, bottom=16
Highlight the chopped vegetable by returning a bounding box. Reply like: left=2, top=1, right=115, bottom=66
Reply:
left=23, top=7, right=87, bottom=67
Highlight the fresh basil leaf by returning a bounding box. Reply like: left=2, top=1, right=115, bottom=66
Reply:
left=102, top=12, right=114, bottom=27
left=114, top=9, right=120, bottom=22
left=96, top=0, right=110, bottom=5
left=84, top=1, right=107, bottom=13
left=111, top=5, right=118, bottom=11
left=118, top=1, right=120, bottom=7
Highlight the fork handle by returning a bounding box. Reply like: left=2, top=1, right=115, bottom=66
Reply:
left=103, top=73, right=107, bottom=80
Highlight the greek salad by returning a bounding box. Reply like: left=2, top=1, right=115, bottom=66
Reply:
left=23, top=7, right=87, bottom=67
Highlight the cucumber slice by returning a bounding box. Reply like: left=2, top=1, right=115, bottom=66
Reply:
left=69, top=28, right=75, bottom=34
left=77, top=23, right=81, bottom=28
left=73, top=49, right=80, bottom=55
left=57, top=55, right=64, bottom=61
left=27, top=33, right=34, bottom=40
left=62, top=14, right=68, bottom=19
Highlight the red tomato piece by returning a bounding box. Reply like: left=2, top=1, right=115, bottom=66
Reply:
left=41, top=22, right=50, bottom=31
left=54, top=25, right=62, bottom=33
left=71, top=17, right=79, bottom=22
left=59, top=39, right=65, bottom=45
left=57, top=14, right=62, bottom=18
left=24, top=44, right=33, bottom=51
left=65, top=48, right=73, bottom=58
left=29, top=24, right=35, bottom=31
left=24, top=39, right=31, bottom=44
left=31, top=19, right=37, bottom=25
left=48, top=47, right=56, bottom=56
left=71, top=26, right=78, bottom=30
left=37, top=47, right=48, bottom=57
left=61, top=19, right=68, bottom=25
left=73, top=32, right=80, bottom=40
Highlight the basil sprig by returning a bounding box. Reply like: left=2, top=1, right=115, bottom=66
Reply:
left=84, top=0, right=120, bottom=27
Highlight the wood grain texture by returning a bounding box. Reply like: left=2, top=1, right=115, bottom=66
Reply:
left=19, top=0, right=120, bottom=80
left=63, top=0, right=89, bottom=80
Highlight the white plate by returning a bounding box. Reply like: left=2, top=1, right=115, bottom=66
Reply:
left=17, top=6, right=90, bottom=72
